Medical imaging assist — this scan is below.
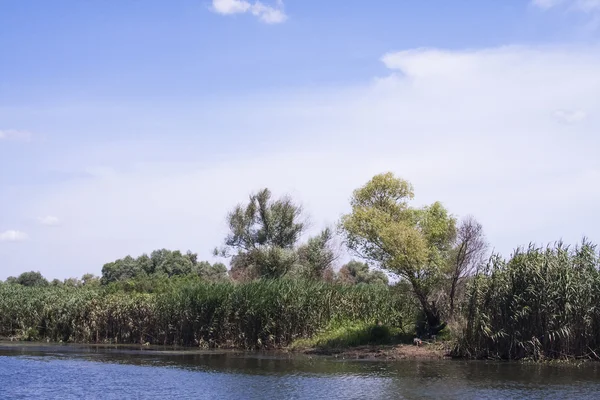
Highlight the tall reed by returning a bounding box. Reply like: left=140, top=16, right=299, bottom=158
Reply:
left=456, top=240, right=600, bottom=360
left=0, top=279, right=412, bottom=348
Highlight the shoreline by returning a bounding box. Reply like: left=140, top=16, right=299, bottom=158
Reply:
left=0, top=339, right=451, bottom=361
left=291, top=342, right=451, bottom=361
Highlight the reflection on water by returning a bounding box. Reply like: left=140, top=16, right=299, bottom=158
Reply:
left=0, top=342, right=598, bottom=399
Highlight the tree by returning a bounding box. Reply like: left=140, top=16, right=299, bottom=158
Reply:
left=447, top=216, right=488, bottom=316
left=101, top=255, right=146, bottom=284
left=338, top=260, right=389, bottom=285
left=50, top=278, right=63, bottom=287
left=216, top=188, right=305, bottom=279
left=297, top=228, right=337, bottom=280
left=82, top=273, right=101, bottom=286
left=340, top=172, right=456, bottom=335
left=64, top=277, right=82, bottom=287
left=14, top=271, right=49, bottom=287
left=100, top=249, right=201, bottom=284
left=196, top=262, right=229, bottom=282
left=5, top=276, right=18, bottom=285
left=154, top=250, right=194, bottom=277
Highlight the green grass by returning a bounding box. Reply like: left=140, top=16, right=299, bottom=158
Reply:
left=290, top=321, right=412, bottom=351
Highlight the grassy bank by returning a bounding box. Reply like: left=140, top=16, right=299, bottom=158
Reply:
left=0, top=279, right=415, bottom=349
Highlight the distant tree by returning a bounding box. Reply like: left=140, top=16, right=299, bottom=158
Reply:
left=447, top=216, right=488, bottom=316
left=338, top=260, right=389, bottom=285
left=297, top=228, right=337, bottom=280
left=50, top=278, right=63, bottom=287
left=154, top=250, right=194, bottom=277
left=14, top=271, right=49, bottom=287
left=101, top=255, right=146, bottom=284
left=136, top=254, right=155, bottom=275
left=217, top=188, right=305, bottom=279
left=101, top=249, right=219, bottom=284
left=196, top=262, right=229, bottom=282
left=82, top=273, right=101, bottom=286
left=5, top=276, right=18, bottom=285
left=63, top=277, right=82, bottom=287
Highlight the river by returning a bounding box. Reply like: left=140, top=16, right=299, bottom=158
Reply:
left=1, top=342, right=598, bottom=399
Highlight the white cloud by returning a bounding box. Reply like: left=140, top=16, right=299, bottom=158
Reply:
left=0, top=129, right=32, bottom=141
left=212, top=0, right=251, bottom=14
left=5, top=44, right=600, bottom=279
left=211, top=0, right=287, bottom=23
left=554, top=109, right=587, bottom=124
left=38, top=216, right=61, bottom=226
left=0, top=230, right=29, bottom=242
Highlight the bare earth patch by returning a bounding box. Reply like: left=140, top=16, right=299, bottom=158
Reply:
left=301, top=343, right=451, bottom=361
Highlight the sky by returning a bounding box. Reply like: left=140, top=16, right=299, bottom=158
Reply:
left=1, top=0, right=599, bottom=280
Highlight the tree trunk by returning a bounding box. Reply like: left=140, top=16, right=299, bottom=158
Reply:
left=411, top=280, right=446, bottom=337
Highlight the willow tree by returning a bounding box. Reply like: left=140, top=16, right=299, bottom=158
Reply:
left=216, top=188, right=305, bottom=279
left=341, top=172, right=456, bottom=335
left=296, top=228, right=337, bottom=280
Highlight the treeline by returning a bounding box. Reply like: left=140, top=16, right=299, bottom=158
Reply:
left=2, top=172, right=599, bottom=360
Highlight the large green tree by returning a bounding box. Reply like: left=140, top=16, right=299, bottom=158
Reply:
left=341, top=172, right=456, bottom=335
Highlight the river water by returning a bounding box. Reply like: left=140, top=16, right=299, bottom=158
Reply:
left=1, top=342, right=599, bottom=399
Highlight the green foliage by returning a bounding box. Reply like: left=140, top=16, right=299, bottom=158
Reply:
left=8, top=271, right=49, bottom=287
left=219, top=188, right=305, bottom=253
left=296, top=228, right=336, bottom=280
left=101, top=255, right=147, bottom=284
left=100, top=249, right=227, bottom=285
left=290, top=321, right=396, bottom=350
left=456, top=240, right=600, bottom=360
left=196, top=262, right=229, bottom=282
left=338, top=260, right=389, bottom=285
left=341, top=172, right=456, bottom=335
left=0, top=279, right=413, bottom=348
left=217, top=188, right=306, bottom=280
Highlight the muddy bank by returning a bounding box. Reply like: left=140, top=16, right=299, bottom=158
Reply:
left=1, top=339, right=452, bottom=361
left=295, top=343, right=451, bottom=361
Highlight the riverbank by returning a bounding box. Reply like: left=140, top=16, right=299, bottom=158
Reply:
left=296, top=343, right=450, bottom=360
left=0, top=338, right=451, bottom=361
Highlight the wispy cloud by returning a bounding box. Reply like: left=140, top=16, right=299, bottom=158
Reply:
left=211, top=0, right=287, bottom=24
left=532, top=0, right=565, bottom=9
left=532, top=0, right=600, bottom=31
left=0, top=129, right=32, bottom=141
left=38, top=216, right=61, bottom=226
left=0, top=230, right=29, bottom=242
left=554, top=109, right=587, bottom=124
left=532, top=0, right=600, bottom=12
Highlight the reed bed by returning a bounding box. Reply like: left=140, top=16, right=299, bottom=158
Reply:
left=0, top=279, right=412, bottom=348
left=456, top=241, right=600, bottom=360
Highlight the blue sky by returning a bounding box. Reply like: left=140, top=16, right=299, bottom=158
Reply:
left=1, top=0, right=600, bottom=279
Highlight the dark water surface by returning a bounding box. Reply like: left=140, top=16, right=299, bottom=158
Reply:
left=1, top=342, right=599, bottom=399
